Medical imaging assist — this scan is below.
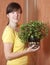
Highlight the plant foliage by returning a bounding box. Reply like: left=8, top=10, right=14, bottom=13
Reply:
left=18, top=20, right=48, bottom=43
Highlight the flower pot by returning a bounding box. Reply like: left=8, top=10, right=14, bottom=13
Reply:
left=28, top=37, right=40, bottom=49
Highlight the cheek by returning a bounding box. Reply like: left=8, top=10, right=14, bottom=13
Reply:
left=9, top=13, right=14, bottom=18
left=10, top=15, right=15, bottom=20
left=18, top=14, right=21, bottom=18
left=7, top=14, right=13, bottom=19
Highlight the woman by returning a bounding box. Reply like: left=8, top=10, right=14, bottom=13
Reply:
left=2, top=2, right=40, bottom=65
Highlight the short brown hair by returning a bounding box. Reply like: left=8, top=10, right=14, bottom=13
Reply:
left=6, top=2, right=22, bottom=14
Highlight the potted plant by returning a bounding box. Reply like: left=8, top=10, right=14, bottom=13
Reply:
left=18, top=20, right=48, bottom=48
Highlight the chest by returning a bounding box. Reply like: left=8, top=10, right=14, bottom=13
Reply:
left=13, top=32, right=25, bottom=52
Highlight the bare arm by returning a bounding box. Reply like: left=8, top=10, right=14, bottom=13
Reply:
left=3, top=43, right=40, bottom=60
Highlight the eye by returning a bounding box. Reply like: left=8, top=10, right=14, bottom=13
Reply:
left=12, top=11, right=15, bottom=14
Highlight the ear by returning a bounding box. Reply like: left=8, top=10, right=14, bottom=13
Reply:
left=7, top=14, right=9, bottom=18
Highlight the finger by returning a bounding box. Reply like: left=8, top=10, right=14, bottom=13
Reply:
left=30, top=45, right=35, bottom=48
left=31, top=46, right=40, bottom=51
left=37, top=46, right=40, bottom=49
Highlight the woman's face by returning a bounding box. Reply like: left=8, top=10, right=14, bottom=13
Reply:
left=7, top=10, right=21, bottom=23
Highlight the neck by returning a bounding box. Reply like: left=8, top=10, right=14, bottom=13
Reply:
left=8, top=21, right=17, bottom=30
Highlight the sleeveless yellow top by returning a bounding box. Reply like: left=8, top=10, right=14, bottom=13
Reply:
left=2, top=26, right=28, bottom=65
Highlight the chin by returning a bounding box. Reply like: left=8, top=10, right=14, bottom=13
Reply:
left=16, top=20, right=19, bottom=23
left=14, top=20, right=18, bottom=23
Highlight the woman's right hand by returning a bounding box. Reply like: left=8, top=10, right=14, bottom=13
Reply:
left=27, top=45, right=40, bottom=53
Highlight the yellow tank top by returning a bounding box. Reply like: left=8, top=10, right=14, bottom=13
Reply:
left=2, top=26, right=28, bottom=65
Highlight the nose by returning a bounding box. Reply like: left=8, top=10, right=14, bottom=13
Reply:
left=14, top=12, right=18, bottom=16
